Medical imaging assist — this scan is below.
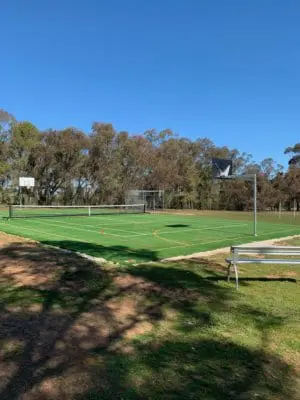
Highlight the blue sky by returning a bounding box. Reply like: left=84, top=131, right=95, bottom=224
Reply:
left=1, top=0, right=300, bottom=167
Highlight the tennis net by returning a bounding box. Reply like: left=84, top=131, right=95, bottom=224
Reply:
left=8, top=204, right=146, bottom=218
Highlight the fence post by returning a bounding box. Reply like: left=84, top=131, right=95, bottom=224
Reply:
left=279, top=201, right=282, bottom=219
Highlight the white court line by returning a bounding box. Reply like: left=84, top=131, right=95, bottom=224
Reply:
left=22, top=218, right=136, bottom=238
left=254, top=227, right=300, bottom=237
left=54, top=218, right=247, bottom=235
left=13, top=218, right=154, bottom=248
left=8, top=219, right=140, bottom=246
left=85, top=216, right=156, bottom=226
left=87, top=213, right=160, bottom=222
left=5, top=220, right=299, bottom=261
left=8, top=220, right=155, bottom=253
left=156, top=236, right=249, bottom=252
left=54, top=220, right=248, bottom=238
left=156, top=226, right=300, bottom=252
left=12, top=220, right=250, bottom=243
left=46, top=218, right=147, bottom=237
left=5, top=222, right=80, bottom=241
left=155, top=223, right=248, bottom=236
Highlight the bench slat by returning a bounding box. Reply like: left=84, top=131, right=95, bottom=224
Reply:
left=231, top=246, right=300, bottom=250
left=233, top=251, right=300, bottom=256
left=231, top=246, right=300, bottom=256
left=226, top=258, right=300, bottom=265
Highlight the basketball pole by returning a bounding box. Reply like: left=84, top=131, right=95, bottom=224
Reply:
left=253, top=174, right=257, bottom=236
left=216, top=173, right=258, bottom=237
left=239, top=173, right=257, bottom=236
left=212, top=159, right=258, bottom=237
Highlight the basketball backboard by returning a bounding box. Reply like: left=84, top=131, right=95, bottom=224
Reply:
left=19, top=177, right=35, bottom=188
left=212, top=158, right=233, bottom=179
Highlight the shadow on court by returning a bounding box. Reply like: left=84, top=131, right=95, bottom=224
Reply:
left=40, top=239, right=159, bottom=262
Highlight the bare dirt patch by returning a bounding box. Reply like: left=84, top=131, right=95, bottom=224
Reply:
left=0, top=240, right=174, bottom=399
left=0, top=231, right=34, bottom=246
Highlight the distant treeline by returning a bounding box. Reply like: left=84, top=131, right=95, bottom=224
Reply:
left=0, top=109, right=299, bottom=210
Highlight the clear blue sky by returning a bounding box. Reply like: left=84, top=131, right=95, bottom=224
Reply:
left=1, top=0, right=300, bottom=167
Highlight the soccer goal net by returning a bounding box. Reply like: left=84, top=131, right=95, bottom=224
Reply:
left=126, top=190, right=164, bottom=211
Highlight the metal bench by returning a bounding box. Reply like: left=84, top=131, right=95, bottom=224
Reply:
left=226, top=245, right=300, bottom=289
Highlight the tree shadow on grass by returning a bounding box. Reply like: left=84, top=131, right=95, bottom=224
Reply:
left=125, top=258, right=230, bottom=291
left=178, top=258, right=299, bottom=286
left=84, top=337, right=298, bottom=400
left=83, top=262, right=299, bottom=399
left=40, top=239, right=159, bottom=263
left=0, top=242, right=298, bottom=399
left=0, top=242, right=116, bottom=399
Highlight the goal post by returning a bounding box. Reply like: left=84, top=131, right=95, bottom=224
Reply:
left=126, top=190, right=164, bottom=212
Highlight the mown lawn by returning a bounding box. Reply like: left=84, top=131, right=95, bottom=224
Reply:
left=0, top=235, right=299, bottom=399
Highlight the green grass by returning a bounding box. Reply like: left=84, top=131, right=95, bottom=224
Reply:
left=0, top=209, right=299, bottom=262
left=0, top=241, right=299, bottom=399
left=114, top=258, right=300, bottom=400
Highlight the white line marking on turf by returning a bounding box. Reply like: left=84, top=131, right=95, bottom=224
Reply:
left=7, top=218, right=299, bottom=256
left=8, top=221, right=157, bottom=254
left=46, top=218, right=147, bottom=237
left=156, top=226, right=300, bottom=251
left=156, top=223, right=248, bottom=235
left=22, top=218, right=138, bottom=238
left=254, top=227, right=300, bottom=237
left=6, top=222, right=79, bottom=241
left=64, top=220, right=248, bottom=239
left=156, top=236, right=248, bottom=251
left=14, top=219, right=250, bottom=241
left=8, top=220, right=142, bottom=246
left=13, top=218, right=153, bottom=247
left=84, top=217, right=155, bottom=226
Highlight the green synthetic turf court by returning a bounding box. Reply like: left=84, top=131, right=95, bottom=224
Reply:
left=0, top=208, right=299, bottom=262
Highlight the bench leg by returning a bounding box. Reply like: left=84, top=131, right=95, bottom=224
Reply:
left=227, top=263, right=231, bottom=282
left=233, top=262, right=239, bottom=289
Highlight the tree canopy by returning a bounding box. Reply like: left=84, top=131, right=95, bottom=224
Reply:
left=0, top=108, right=298, bottom=210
